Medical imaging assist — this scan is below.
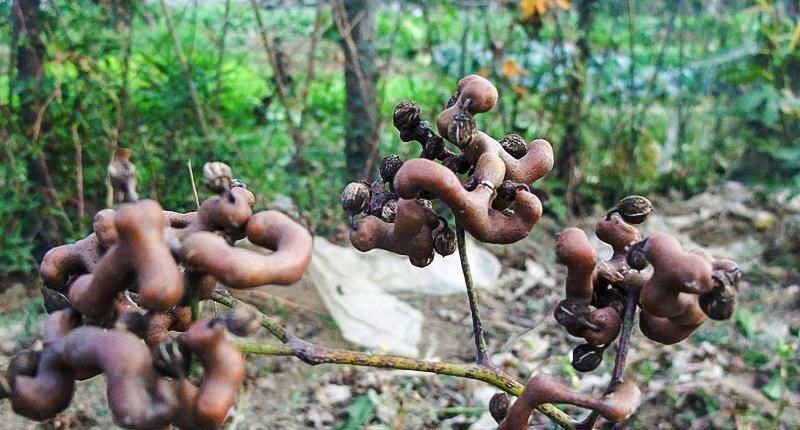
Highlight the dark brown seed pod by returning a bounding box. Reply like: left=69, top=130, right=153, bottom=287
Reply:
left=554, top=299, right=594, bottom=337
left=499, top=134, right=528, bottom=159
left=495, top=180, right=530, bottom=211
left=223, top=304, right=262, bottom=337
left=41, top=287, right=71, bottom=314
left=626, top=239, right=650, bottom=271
left=699, top=288, right=736, bottom=321
left=448, top=111, right=476, bottom=148
left=607, top=195, right=653, bottom=225
left=433, top=222, right=457, bottom=256
left=441, top=154, right=472, bottom=174
left=203, top=161, right=233, bottom=194
left=416, top=198, right=434, bottom=212
left=699, top=266, right=741, bottom=320
left=381, top=199, right=398, bottom=222
left=489, top=392, right=510, bottom=423
left=571, top=343, right=604, bottom=372
left=153, top=337, right=191, bottom=379
left=418, top=126, right=447, bottom=160
left=341, top=182, right=371, bottom=215
left=380, top=155, right=404, bottom=185
left=366, top=180, right=397, bottom=217
left=393, top=100, right=421, bottom=135
left=409, top=253, right=434, bottom=268
left=445, top=94, right=458, bottom=109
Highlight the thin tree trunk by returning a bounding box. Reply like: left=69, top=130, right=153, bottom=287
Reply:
left=12, top=0, right=44, bottom=127
left=13, top=0, right=66, bottom=247
left=159, top=0, right=211, bottom=146
left=335, top=0, right=379, bottom=179
left=554, top=0, right=595, bottom=217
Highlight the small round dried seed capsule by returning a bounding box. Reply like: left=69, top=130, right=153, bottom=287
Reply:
left=381, top=200, right=398, bottom=222
left=554, top=299, right=593, bottom=337
left=409, top=253, right=434, bottom=268
left=572, top=343, right=604, bottom=372
left=224, top=304, right=263, bottom=337
left=393, top=100, right=421, bottom=134
left=448, top=112, right=476, bottom=147
left=380, top=155, right=404, bottom=185
left=608, top=195, right=653, bottom=225
left=489, top=392, right=509, bottom=423
left=496, top=180, right=529, bottom=202
left=626, top=240, right=650, bottom=271
left=203, top=161, right=234, bottom=194
left=700, top=272, right=739, bottom=320
left=442, top=154, right=472, bottom=174
left=445, top=94, right=458, bottom=109
left=153, top=337, right=191, bottom=379
left=499, top=134, right=528, bottom=159
left=116, top=313, right=148, bottom=337
left=699, top=292, right=735, bottom=321
left=41, top=287, right=71, bottom=314
left=419, top=129, right=446, bottom=160
left=433, top=224, right=457, bottom=256
left=417, top=198, right=434, bottom=212
left=341, top=182, right=371, bottom=215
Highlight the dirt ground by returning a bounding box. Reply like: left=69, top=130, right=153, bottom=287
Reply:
left=0, top=182, right=798, bottom=429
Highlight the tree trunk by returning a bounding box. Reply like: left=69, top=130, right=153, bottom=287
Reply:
left=13, top=0, right=68, bottom=251
left=12, top=0, right=44, bottom=128
left=554, top=0, right=595, bottom=216
left=338, top=0, right=379, bottom=179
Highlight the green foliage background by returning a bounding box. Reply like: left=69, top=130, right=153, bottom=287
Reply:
left=0, top=0, right=798, bottom=274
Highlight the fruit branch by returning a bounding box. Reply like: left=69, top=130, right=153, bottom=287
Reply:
left=212, top=290, right=577, bottom=429
left=456, top=221, right=493, bottom=367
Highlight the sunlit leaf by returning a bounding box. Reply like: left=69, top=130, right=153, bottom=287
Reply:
left=762, top=373, right=783, bottom=401
left=502, top=58, right=527, bottom=78
left=519, top=0, right=549, bottom=19
left=735, top=309, right=757, bottom=339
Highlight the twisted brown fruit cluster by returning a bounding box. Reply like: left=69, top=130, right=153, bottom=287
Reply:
left=39, top=161, right=312, bottom=322
left=0, top=310, right=251, bottom=430
left=342, top=75, right=553, bottom=265
left=554, top=196, right=742, bottom=372
left=3, top=160, right=312, bottom=429
left=630, top=234, right=742, bottom=345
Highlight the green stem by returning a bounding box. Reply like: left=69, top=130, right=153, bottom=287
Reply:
left=455, top=222, right=491, bottom=367
left=190, top=294, right=201, bottom=322
left=235, top=341, right=294, bottom=356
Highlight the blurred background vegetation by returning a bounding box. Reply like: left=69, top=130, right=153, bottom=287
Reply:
left=0, top=0, right=798, bottom=276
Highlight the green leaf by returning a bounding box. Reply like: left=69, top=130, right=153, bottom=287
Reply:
left=761, top=373, right=783, bottom=401
left=336, top=394, right=375, bottom=430
left=735, top=309, right=757, bottom=339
